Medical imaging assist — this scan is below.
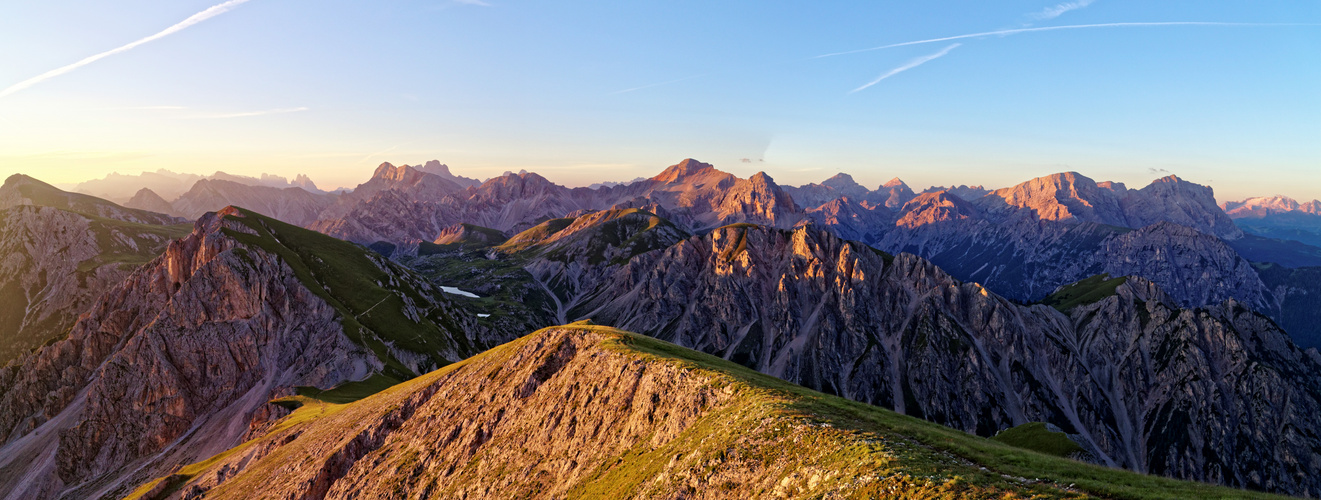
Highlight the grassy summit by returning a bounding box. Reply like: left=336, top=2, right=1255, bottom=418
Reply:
left=129, top=324, right=1288, bottom=500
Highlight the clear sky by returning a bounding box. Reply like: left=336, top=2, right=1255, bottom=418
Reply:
left=0, top=0, right=1317, bottom=202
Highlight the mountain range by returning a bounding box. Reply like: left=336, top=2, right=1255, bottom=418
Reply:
left=2, top=159, right=1320, bottom=498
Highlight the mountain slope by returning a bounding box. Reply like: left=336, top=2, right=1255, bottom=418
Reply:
left=171, top=179, right=337, bottom=225
left=578, top=224, right=1321, bottom=496
left=129, top=325, right=1288, bottom=500
left=1, top=175, right=180, bottom=225
left=0, top=207, right=498, bottom=500
left=0, top=176, right=189, bottom=364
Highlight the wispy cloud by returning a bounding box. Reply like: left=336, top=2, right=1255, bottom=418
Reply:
left=100, top=105, right=188, bottom=111
left=194, top=107, right=308, bottom=119
left=0, top=0, right=253, bottom=99
left=1030, top=0, right=1095, bottom=21
left=851, top=43, right=961, bottom=93
left=453, top=0, right=492, bottom=6
left=360, top=143, right=409, bottom=163
left=815, top=22, right=1319, bottom=59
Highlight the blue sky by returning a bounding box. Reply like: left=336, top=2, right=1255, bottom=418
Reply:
left=0, top=0, right=1317, bottom=201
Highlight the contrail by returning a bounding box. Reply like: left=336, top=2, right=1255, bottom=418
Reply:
left=611, top=21, right=1316, bottom=95
left=814, top=22, right=1318, bottom=59
left=851, top=43, right=961, bottom=93
left=194, top=106, right=308, bottom=119
left=0, top=0, right=254, bottom=99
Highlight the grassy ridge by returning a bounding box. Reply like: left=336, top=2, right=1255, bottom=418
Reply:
left=142, top=324, right=1291, bottom=500
left=221, top=207, right=472, bottom=379
left=1043, top=274, right=1128, bottom=312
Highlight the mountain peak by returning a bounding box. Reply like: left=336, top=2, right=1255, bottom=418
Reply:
left=651, top=158, right=723, bottom=184
left=419, top=160, right=453, bottom=177
left=371, top=162, right=429, bottom=184
left=882, top=177, right=908, bottom=189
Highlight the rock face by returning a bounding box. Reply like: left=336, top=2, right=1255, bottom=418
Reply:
left=0, top=207, right=497, bottom=500
left=130, top=326, right=1168, bottom=500
left=976, top=173, right=1241, bottom=240
left=577, top=224, right=1321, bottom=496
left=0, top=205, right=188, bottom=364
left=871, top=173, right=1265, bottom=309
left=171, top=179, right=337, bottom=225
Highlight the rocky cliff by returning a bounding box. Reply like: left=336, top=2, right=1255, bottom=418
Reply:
left=577, top=224, right=1321, bottom=496
left=0, top=207, right=497, bottom=500
left=126, top=326, right=1282, bottom=500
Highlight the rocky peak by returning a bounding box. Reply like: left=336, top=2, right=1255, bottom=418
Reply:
left=821, top=173, right=864, bottom=191
left=419, top=160, right=452, bottom=177
left=875, top=177, right=918, bottom=209
left=982, top=172, right=1129, bottom=225
left=291, top=173, right=318, bottom=191
left=371, top=162, right=428, bottom=184
left=897, top=190, right=980, bottom=228
left=650, top=158, right=727, bottom=184
left=1124, top=175, right=1242, bottom=240
left=1222, top=195, right=1302, bottom=218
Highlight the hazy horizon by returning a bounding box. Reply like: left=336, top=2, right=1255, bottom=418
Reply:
left=2, top=1, right=1318, bottom=202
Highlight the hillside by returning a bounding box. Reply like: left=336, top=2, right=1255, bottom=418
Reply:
left=0, top=207, right=504, bottom=499
left=579, top=223, right=1321, bottom=496
left=0, top=177, right=190, bottom=363
left=129, top=325, right=1289, bottom=500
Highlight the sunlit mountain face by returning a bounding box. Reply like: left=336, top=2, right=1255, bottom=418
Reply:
left=2, top=1, right=1318, bottom=498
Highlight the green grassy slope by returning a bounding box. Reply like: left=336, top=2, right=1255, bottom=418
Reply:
left=1042, top=274, right=1129, bottom=312
left=134, top=324, right=1289, bottom=500
left=220, top=207, right=477, bottom=379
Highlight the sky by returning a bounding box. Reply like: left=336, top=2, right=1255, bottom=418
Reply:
left=0, top=0, right=1318, bottom=202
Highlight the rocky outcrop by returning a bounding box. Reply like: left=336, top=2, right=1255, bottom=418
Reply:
left=578, top=224, right=1321, bottom=496
left=0, top=207, right=495, bottom=500
left=172, top=179, right=337, bottom=225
